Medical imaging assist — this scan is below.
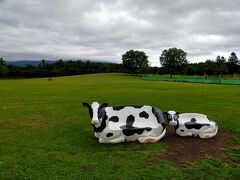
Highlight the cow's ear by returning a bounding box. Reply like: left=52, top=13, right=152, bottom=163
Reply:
left=100, top=103, right=108, bottom=109
left=176, top=112, right=180, bottom=115
left=82, top=102, right=90, bottom=107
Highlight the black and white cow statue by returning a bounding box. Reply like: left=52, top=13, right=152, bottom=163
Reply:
left=83, top=102, right=166, bottom=143
left=165, top=111, right=218, bottom=138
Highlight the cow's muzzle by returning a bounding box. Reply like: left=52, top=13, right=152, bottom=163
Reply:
left=91, top=119, right=99, bottom=125
left=169, top=121, right=177, bottom=126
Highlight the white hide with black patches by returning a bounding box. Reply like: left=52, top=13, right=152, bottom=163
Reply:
left=167, top=111, right=218, bottom=138
left=106, top=106, right=159, bottom=130
left=83, top=102, right=166, bottom=143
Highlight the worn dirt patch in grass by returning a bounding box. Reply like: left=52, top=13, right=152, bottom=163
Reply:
left=158, top=125, right=234, bottom=166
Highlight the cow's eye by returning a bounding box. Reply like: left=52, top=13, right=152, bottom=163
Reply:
left=168, top=115, right=172, bottom=119
left=174, top=115, right=178, bottom=119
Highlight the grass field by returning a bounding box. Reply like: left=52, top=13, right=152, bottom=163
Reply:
left=0, top=73, right=240, bottom=179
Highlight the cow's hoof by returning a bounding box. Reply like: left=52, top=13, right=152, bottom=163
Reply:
left=199, top=133, right=216, bottom=139
left=94, top=132, right=99, bottom=138
left=98, top=138, right=105, bottom=143
left=178, top=132, right=193, bottom=137
left=138, top=137, right=161, bottom=143
left=200, top=134, right=211, bottom=138
left=199, top=126, right=218, bottom=139
left=138, top=129, right=166, bottom=143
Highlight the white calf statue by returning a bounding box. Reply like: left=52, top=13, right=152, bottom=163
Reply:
left=165, top=111, right=218, bottom=138
left=83, top=102, right=166, bottom=143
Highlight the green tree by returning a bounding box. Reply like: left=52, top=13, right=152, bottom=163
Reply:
left=215, top=56, right=227, bottom=76
left=0, top=65, right=9, bottom=76
left=0, top=57, right=5, bottom=65
left=216, top=55, right=226, bottom=66
left=227, top=52, right=239, bottom=75
left=41, top=59, right=46, bottom=68
left=0, top=58, right=9, bottom=76
left=122, top=50, right=149, bottom=74
left=228, top=52, right=238, bottom=64
left=159, top=47, right=188, bottom=78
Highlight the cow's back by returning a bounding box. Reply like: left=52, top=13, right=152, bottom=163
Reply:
left=105, top=105, right=160, bottom=130
left=178, top=113, right=215, bottom=126
left=178, top=113, right=208, bottom=123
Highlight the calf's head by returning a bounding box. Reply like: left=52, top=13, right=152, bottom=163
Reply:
left=82, top=102, right=108, bottom=125
left=164, top=110, right=179, bottom=126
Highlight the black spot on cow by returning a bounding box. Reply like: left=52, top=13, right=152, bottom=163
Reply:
left=120, top=127, right=152, bottom=136
left=93, top=111, right=108, bottom=133
left=185, top=122, right=210, bottom=130
left=191, top=118, right=197, bottom=122
left=113, top=105, right=143, bottom=111
left=98, top=108, right=105, bottom=118
left=112, top=106, right=125, bottom=111
left=174, top=122, right=179, bottom=130
left=109, top=116, right=119, bottom=122
left=106, top=133, right=113, bottom=137
left=132, top=105, right=143, bottom=109
left=139, top=111, right=149, bottom=119
left=126, top=115, right=135, bottom=128
left=120, top=115, right=152, bottom=136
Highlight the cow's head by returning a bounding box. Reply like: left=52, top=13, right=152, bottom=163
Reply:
left=164, top=110, right=179, bottom=126
left=82, top=102, right=108, bottom=125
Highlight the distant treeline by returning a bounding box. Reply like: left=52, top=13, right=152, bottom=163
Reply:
left=157, top=60, right=240, bottom=76
left=0, top=50, right=239, bottom=78
left=0, top=59, right=123, bottom=78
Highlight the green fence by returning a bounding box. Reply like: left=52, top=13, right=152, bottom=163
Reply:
left=142, top=77, right=240, bottom=85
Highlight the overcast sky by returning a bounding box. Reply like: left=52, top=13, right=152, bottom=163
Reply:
left=0, top=0, right=240, bottom=66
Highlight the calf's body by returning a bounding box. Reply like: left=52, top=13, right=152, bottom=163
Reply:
left=166, top=111, right=218, bottom=138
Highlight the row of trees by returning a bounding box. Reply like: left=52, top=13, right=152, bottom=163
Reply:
left=121, top=49, right=240, bottom=76
left=0, top=49, right=239, bottom=78
left=0, top=59, right=122, bottom=78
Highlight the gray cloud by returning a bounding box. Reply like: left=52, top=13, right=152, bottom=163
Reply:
left=0, top=0, right=240, bottom=66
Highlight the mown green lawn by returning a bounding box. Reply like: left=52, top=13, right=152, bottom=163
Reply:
left=0, top=73, right=240, bottom=179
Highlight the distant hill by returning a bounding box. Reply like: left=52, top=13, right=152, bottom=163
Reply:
left=6, top=60, right=55, bottom=67
left=5, top=60, right=115, bottom=67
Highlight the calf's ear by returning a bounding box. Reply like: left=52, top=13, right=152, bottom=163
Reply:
left=100, top=103, right=108, bottom=109
left=176, top=112, right=180, bottom=115
left=82, top=102, right=90, bottom=107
